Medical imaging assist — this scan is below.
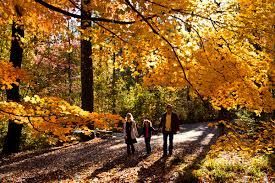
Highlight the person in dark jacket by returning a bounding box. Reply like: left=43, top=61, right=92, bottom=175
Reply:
left=142, top=119, right=156, bottom=154
left=159, top=104, right=179, bottom=156
left=123, top=113, right=138, bottom=155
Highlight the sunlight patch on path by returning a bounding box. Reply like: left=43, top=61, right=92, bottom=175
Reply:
left=87, top=123, right=217, bottom=182
left=149, top=123, right=211, bottom=144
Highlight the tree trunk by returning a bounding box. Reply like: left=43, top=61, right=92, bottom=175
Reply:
left=81, top=0, right=93, bottom=112
left=111, top=52, right=116, bottom=114
left=2, top=21, right=24, bottom=154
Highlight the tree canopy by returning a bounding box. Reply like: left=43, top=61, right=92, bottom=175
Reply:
left=0, top=0, right=274, bottom=145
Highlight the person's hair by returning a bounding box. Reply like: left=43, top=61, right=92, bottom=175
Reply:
left=166, top=104, right=172, bottom=109
left=125, top=113, right=134, bottom=122
left=143, top=119, right=152, bottom=127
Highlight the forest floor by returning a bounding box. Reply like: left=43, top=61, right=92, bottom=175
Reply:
left=0, top=122, right=218, bottom=183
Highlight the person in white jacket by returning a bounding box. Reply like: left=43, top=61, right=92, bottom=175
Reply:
left=123, top=113, right=139, bottom=155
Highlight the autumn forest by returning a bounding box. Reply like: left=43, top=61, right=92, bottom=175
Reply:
left=0, top=0, right=274, bottom=182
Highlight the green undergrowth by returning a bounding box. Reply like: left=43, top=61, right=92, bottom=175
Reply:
left=193, top=152, right=274, bottom=183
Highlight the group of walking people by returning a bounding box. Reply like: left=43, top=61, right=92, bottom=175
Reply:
left=123, top=104, right=180, bottom=157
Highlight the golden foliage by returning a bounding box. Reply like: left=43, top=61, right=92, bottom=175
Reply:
left=210, top=120, right=275, bottom=156
left=0, top=96, right=122, bottom=141
left=0, top=61, right=28, bottom=90
left=142, top=0, right=275, bottom=113
left=0, top=0, right=274, bottom=139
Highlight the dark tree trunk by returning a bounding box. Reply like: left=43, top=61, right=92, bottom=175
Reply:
left=112, top=52, right=116, bottom=114
left=81, top=0, right=93, bottom=112
left=2, top=20, right=24, bottom=154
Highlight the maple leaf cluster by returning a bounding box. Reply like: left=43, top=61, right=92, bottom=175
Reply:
left=0, top=61, right=28, bottom=90
left=0, top=96, right=122, bottom=141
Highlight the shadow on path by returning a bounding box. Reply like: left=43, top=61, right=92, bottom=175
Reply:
left=137, top=126, right=218, bottom=182
left=0, top=122, right=218, bottom=183
left=0, top=138, right=124, bottom=182
left=86, top=153, right=147, bottom=181
left=175, top=130, right=220, bottom=183
left=0, top=142, right=81, bottom=166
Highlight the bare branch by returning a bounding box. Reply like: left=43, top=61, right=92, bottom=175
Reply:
left=68, top=0, right=80, bottom=10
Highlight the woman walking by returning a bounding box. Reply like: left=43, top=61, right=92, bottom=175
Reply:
left=124, top=113, right=139, bottom=155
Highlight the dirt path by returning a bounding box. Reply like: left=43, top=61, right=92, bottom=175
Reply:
left=0, top=122, right=218, bottom=183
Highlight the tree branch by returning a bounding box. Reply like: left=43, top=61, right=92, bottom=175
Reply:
left=0, top=108, right=65, bottom=118
left=68, top=0, right=80, bottom=10
left=172, top=15, right=228, bottom=82
left=95, top=22, right=128, bottom=43
left=35, top=0, right=158, bottom=25
left=125, top=0, right=206, bottom=104
left=145, top=0, right=244, bottom=29
left=35, top=0, right=135, bottom=24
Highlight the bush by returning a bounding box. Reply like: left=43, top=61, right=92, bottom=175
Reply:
left=194, top=152, right=272, bottom=182
left=20, top=126, right=56, bottom=151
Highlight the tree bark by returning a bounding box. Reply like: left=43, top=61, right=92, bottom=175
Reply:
left=81, top=0, right=93, bottom=112
left=2, top=21, right=24, bottom=154
left=111, top=52, right=116, bottom=114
